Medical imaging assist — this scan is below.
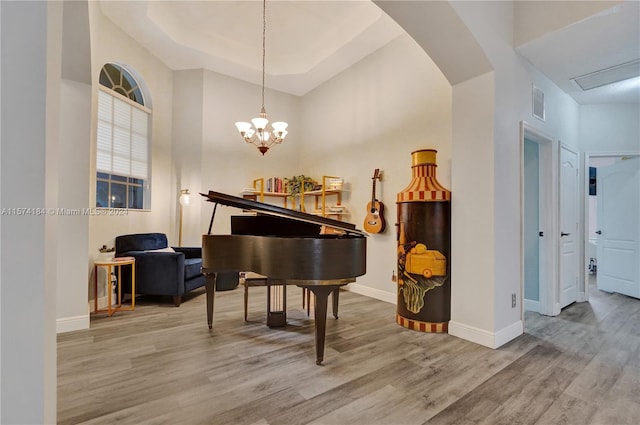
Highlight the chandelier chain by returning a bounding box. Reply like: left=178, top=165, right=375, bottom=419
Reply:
left=261, top=0, right=266, bottom=111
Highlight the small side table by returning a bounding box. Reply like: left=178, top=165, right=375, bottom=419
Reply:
left=94, top=257, right=136, bottom=317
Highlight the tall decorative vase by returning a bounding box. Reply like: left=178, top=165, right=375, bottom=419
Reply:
left=396, top=149, right=451, bottom=332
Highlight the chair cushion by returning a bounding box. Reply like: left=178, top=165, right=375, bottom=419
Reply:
left=184, top=258, right=202, bottom=281
left=116, top=233, right=168, bottom=254
left=144, top=247, right=175, bottom=253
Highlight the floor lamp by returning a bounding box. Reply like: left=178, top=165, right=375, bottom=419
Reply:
left=178, top=189, right=191, bottom=246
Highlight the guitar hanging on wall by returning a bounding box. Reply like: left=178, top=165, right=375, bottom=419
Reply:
left=364, top=169, right=386, bottom=234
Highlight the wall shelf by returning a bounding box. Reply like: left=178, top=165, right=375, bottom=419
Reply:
left=242, top=178, right=295, bottom=209
left=300, top=176, right=346, bottom=218
left=244, top=175, right=347, bottom=217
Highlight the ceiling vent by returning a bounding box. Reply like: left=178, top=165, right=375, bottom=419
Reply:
left=571, top=59, right=640, bottom=91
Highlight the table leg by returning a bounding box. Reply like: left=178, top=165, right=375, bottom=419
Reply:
left=205, top=273, right=216, bottom=329
left=107, top=265, right=114, bottom=317
left=130, top=262, right=136, bottom=310
left=304, top=285, right=337, bottom=365
left=94, top=266, right=98, bottom=313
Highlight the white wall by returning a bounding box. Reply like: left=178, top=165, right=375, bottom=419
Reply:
left=580, top=104, right=640, bottom=153
left=56, top=79, right=91, bottom=332
left=299, top=34, right=452, bottom=300
left=86, top=3, right=176, bottom=310
left=450, top=71, right=498, bottom=338
left=172, top=70, right=204, bottom=247
left=198, top=68, right=302, bottom=237
left=170, top=67, right=305, bottom=244
left=1, top=1, right=57, bottom=422
left=376, top=1, right=582, bottom=346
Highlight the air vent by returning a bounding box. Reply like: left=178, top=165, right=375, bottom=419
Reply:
left=532, top=85, right=545, bottom=121
left=571, top=59, right=640, bottom=91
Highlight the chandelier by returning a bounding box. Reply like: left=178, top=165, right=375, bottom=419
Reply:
left=235, top=0, right=288, bottom=155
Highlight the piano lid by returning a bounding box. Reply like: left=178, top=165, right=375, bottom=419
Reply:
left=201, top=190, right=366, bottom=237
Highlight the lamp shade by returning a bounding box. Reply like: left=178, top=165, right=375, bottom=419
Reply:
left=251, top=117, right=269, bottom=130
left=235, top=122, right=251, bottom=135
left=272, top=122, right=288, bottom=132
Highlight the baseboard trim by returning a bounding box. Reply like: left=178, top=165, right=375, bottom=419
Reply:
left=345, top=283, right=396, bottom=304
left=449, top=320, right=523, bottom=349
left=495, top=320, right=524, bottom=348
left=524, top=298, right=540, bottom=313
left=57, top=314, right=89, bottom=334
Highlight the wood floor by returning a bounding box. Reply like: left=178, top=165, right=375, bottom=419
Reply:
left=58, top=278, right=640, bottom=425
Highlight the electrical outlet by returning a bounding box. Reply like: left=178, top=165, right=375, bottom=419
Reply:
left=511, top=293, right=516, bottom=308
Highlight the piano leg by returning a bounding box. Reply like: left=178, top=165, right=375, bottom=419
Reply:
left=204, top=273, right=216, bottom=329
left=332, top=288, right=339, bottom=319
left=303, top=285, right=338, bottom=365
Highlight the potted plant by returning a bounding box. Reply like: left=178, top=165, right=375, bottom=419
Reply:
left=285, top=175, right=316, bottom=211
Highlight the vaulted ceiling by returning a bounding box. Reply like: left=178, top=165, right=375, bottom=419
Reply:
left=98, top=0, right=640, bottom=104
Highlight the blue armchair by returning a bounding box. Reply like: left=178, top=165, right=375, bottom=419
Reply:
left=115, top=233, right=206, bottom=306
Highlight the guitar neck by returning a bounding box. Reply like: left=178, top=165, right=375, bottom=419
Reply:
left=371, top=178, right=377, bottom=203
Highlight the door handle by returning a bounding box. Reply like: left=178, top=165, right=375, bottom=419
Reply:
left=539, top=231, right=544, bottom=237
left=596, top=230, right=602, bottom=235
left=561, top=232, right=570, bottom=237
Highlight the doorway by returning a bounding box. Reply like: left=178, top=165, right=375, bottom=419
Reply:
left=584, top=153, right=640, bottom=300
left=521, top=122, right=559, bottom=317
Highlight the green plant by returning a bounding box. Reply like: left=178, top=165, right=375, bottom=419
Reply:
left=285, top=175, right=316, bottom=195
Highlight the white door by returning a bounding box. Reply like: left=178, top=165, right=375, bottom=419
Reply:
left=560, top=146, right=579, bottom=308
left=597, top=157, right=640, bottom=298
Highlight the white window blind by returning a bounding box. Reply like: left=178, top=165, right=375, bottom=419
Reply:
left=97, top=90, right=149, bottom=179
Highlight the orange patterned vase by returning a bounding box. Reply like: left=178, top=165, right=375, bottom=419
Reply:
left=396, top=149, right=451, bottom=333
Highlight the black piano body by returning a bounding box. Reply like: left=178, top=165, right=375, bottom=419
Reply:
left=201, top=191, right=367, bottom=364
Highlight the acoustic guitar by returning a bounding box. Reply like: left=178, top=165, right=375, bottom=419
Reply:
left=364, top=169, right=386, bottom=233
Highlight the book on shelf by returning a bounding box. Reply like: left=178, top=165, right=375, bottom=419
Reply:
left=266, top=177, right=284, bottom=193
left=326, top=177, right=344, bottom=190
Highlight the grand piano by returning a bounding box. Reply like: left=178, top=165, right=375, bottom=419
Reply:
left=201, top=190, right=367, bottom=364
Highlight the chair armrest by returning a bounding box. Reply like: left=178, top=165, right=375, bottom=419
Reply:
left=173, top=247, right=202, bottom=259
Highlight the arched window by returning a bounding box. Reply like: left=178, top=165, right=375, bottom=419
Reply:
left=96, top=63, right=150, bottom=209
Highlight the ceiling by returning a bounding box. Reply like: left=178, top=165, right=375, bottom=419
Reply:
left=515, top=0, right=640, bottom=105
left=98, top=0, right=404, bottom=96
left=98, top=0, right=640, bottom=104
